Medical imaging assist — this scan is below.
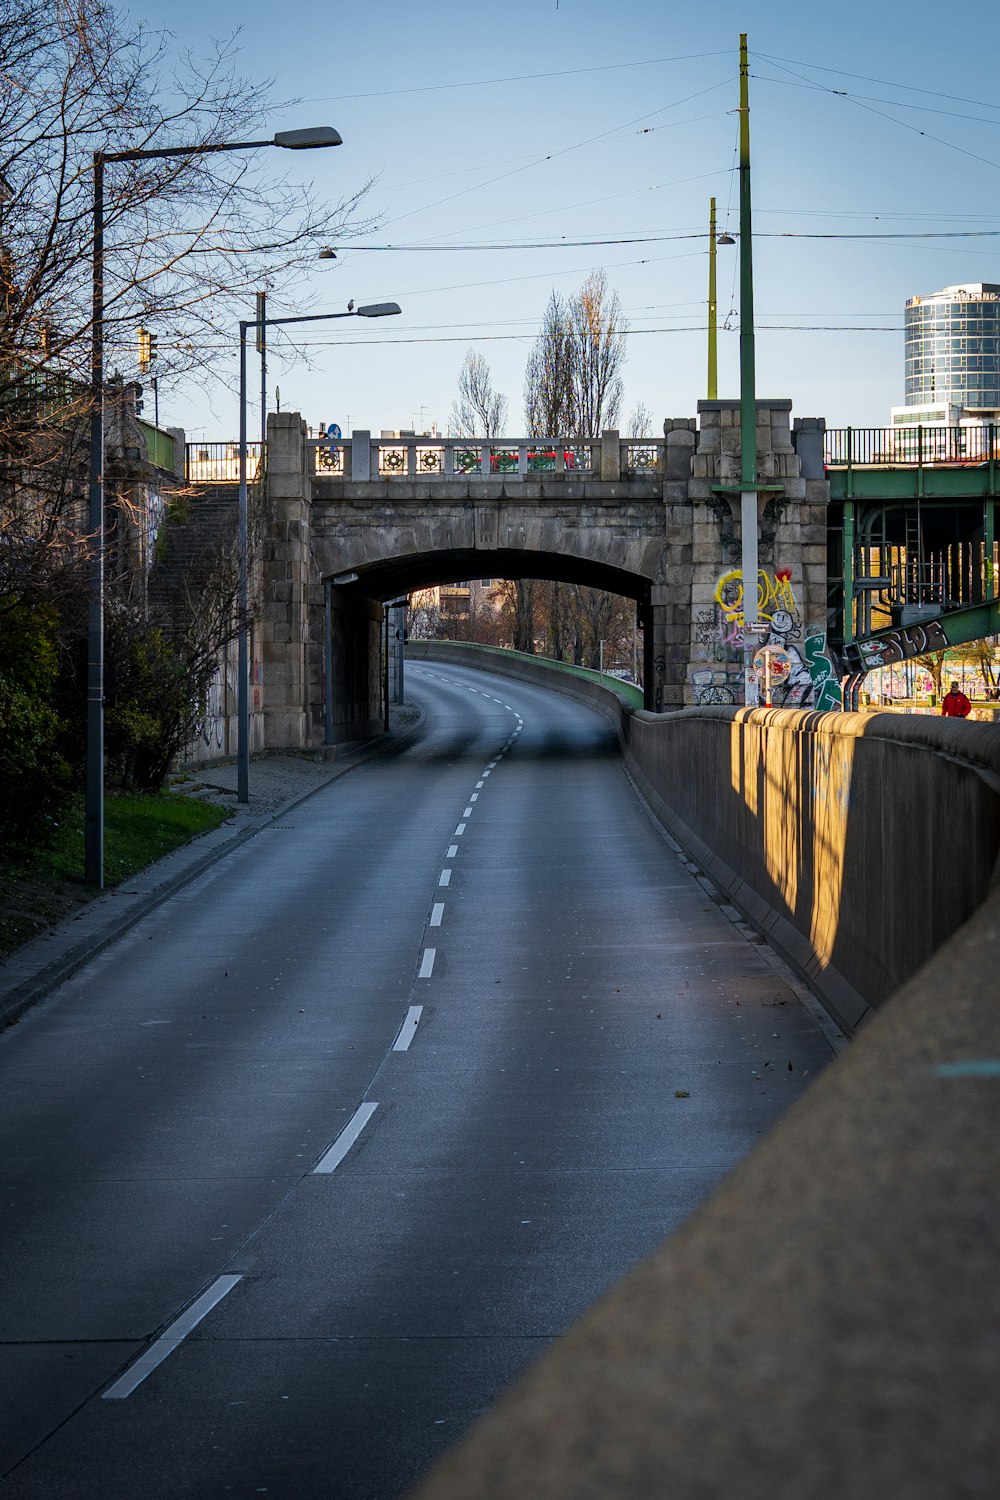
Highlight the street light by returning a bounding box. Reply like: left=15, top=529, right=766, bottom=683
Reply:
left=86, top=125, right=342, bottom=888
left=236, top=300, right=402, bottom=803
left=707, top=197, right=735, bottom=402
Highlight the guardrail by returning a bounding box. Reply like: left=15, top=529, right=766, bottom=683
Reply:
left=825, top=425, right=1000, bottom=467
left=309, top=435, right=666, bottom=481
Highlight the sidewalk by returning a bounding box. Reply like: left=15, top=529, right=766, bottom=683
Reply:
left=0, top=706, right=422, bottom=1031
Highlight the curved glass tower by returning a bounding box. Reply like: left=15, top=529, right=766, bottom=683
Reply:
left=904, top=283, right=1000, bottom=412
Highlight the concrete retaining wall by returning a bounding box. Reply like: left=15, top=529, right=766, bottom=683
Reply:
left=415, top=640, right=1000, bottom=1033
left=410, top=644, right=1000, bottom=1498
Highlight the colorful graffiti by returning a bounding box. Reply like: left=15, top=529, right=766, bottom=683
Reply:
left=714, top=565, right=797, bottom=636
left=691, top=567, right=839, bottom=709
left=804, top=627, right=843, bottom=711
left=846, top=618, right=949, bottom=672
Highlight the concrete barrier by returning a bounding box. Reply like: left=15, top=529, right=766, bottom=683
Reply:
left=414, top=640, right=1000, bottom=1033
left=408, top=648, right=1000, bottom=1499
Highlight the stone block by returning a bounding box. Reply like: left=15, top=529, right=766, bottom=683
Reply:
left=692, top=455, right=713, bottom=478
left=696, top=428, right=721, bottom=456
left=721, top=429, right=741, bottom=455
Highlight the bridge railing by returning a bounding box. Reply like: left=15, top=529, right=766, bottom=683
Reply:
left=308, top=435, right=666, bottom=481
left=185, top=442, right=263, bottom=484
left=825, top=424, right=999, bottom=467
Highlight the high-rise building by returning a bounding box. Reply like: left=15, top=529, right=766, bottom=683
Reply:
left=902, top=282, right=1000, bottom=414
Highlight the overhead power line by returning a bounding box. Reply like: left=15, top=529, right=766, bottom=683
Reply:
left=300, top=50, right=730, bottom=104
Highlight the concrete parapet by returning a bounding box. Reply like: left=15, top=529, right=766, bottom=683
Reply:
left=405, top=669, right=1000, bottom=1500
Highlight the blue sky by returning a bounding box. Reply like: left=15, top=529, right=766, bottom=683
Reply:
left=124, top=0, right=1000, bottom=441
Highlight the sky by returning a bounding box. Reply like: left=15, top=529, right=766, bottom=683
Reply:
left=122, top=0, right=1000, bottom=443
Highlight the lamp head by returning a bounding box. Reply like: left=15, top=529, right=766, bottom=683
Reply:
left=356, top=302, right=402, bottom=318
left=717, top=232, right=736, bottom=246
left=273, top=127, right=343, bottom=150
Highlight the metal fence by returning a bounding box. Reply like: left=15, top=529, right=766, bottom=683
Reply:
left=185, top=442, right=263, bottom=484
left=825, top=425, right=999, bottom=467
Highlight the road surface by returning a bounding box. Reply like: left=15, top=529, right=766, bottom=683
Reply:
left=0, top=663, right=837, bottom=1497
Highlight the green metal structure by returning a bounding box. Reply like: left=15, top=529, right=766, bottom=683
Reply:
left=824, top=426, right=998, bottom=684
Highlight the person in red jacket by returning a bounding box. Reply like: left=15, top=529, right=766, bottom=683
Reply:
left=941, top=681, right=972, bottom=718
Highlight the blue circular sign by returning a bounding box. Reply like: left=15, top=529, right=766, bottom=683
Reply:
left=326, top=423, right=342, bottom=442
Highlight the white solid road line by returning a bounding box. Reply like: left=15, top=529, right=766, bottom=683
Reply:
left=439, top=868, right=452, bottom=886
left=102, top=1275, right=243, bottom=1400
left=430, top=903, right=444, bottom=926
left=313, top=1102, right=379, bottom=1175
left=393, top=1006, right=423, bottom=1052
left=419, top=948, right=436, bottom=979
left=447, top=845, right=459, bottom=859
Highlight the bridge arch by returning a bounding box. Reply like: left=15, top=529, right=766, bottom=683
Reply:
left=256, top=405, right=833, bottom=749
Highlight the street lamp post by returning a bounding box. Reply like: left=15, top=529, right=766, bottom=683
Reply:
left=236, top=301, right=402, bottom=803
left=86, top=125, right=342, bottom=888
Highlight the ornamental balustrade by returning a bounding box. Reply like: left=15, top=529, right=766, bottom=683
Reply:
left=308, top=434, right=665, bottom=481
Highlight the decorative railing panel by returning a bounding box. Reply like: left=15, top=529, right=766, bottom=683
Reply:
left=306, top=435, right=665, bottom=481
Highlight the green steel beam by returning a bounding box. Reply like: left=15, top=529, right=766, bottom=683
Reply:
left=828, top=467, right=996, bottom=503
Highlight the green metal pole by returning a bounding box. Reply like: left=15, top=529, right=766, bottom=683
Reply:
left=843, top=499, right=856, bottom=646
left=738, top=34, right=759, bottom=705
left=708, top=197, right=718, bottom=401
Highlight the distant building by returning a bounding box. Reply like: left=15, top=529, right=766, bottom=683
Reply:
left=902, top=282, right=1000, bottom=417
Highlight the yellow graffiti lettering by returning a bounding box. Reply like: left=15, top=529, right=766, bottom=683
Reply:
left=713, top=568, right=797, bottom=629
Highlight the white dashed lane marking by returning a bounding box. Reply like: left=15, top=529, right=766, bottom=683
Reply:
left=313, top=1102, right=379, bottom=1175
left=430, top=903, right=444, bottom=927
left=393, top=1006, right=423, bottom=1052
left=419, top=949, right=436, bottom=979
left=103, top=1276, right=243, bottom=1399
left=439, top=869, right=452, bottom=886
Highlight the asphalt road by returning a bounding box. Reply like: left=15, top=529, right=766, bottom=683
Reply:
left=0, top=664, right=838, bottom=1498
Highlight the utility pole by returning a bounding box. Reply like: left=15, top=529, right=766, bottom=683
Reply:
left=708, top=197, right=718, bottom=401
left=738, top=33, right=760, bottom=707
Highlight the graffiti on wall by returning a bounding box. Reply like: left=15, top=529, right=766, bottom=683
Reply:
left=804, top=627, right=843, bottom=711
left=195, top=666, right=225, bottom=751
left=845, top=618, right=948, bottom=673
left=691, top=567, right=836, bottom=708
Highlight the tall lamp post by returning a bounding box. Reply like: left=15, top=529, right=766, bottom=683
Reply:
left=707, top=196, right=735, bottom=401
left=237, top=300, right=402, bottom=803
left=86, top=125, right=342, bottom=888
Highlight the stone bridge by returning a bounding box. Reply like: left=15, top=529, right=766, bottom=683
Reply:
left=253, top=400, right=834, bottom=748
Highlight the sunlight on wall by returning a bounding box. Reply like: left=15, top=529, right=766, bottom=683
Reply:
left=730, top=710, right=759, bottom=817
left=763, top=723, right=801, bottom=915
left=809, top=734, right=855, bottom=968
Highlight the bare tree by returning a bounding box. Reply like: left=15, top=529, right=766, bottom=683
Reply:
left=450, top=349, right=508, bottom=437
left=0, top=0, right=373, bottom=487
left=523, top=291, right=575, bottom=438
left=570, top=271, right=626, bottom=438
left=626, top=402, right=654, bottom=437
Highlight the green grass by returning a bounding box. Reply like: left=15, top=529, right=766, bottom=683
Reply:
left=0, top=790, right=230, bottom=955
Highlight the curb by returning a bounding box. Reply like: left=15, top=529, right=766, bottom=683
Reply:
left=0, top=709, right=426, bottom=1032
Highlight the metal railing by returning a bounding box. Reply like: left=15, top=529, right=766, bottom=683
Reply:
left=825, top=424, right=999, bottom=467
left=185, top=442, right=263, bottom=484
left=309, top=435, right=666, bottom=481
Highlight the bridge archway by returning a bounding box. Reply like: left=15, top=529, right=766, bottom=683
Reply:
left=314, top=547, right=657, bottom=743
